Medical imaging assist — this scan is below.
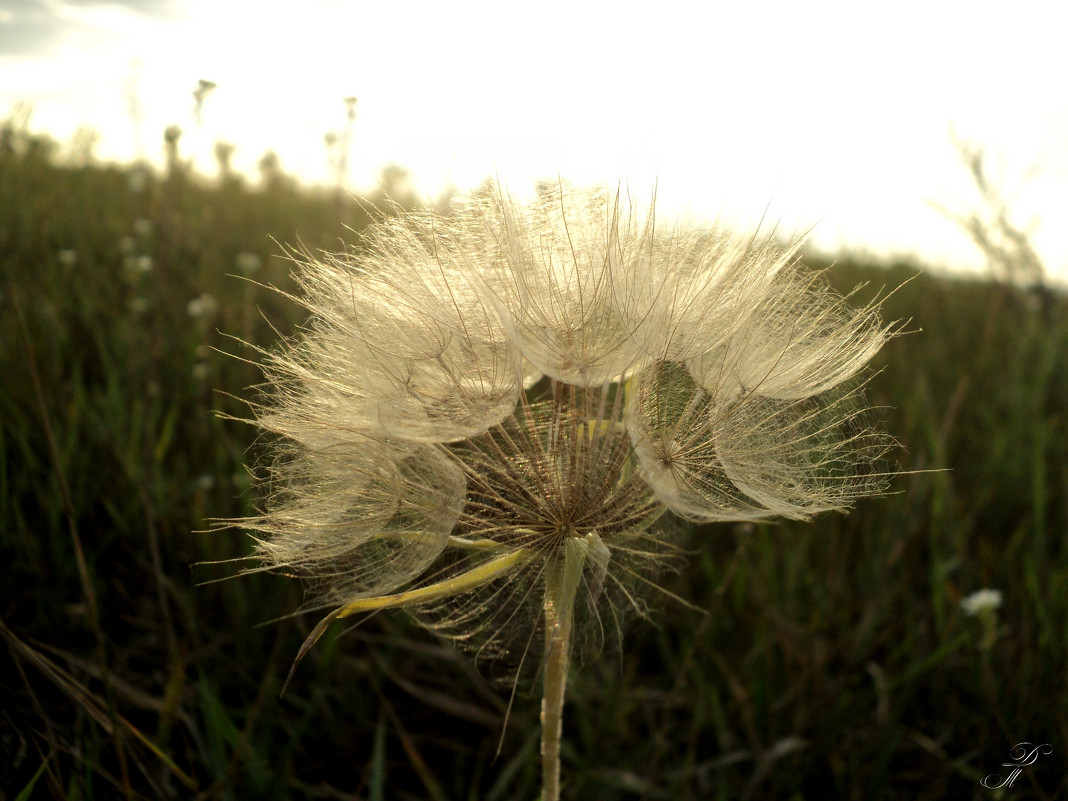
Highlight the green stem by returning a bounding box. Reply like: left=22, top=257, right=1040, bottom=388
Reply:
left=541, top=535, right=590, bottom=801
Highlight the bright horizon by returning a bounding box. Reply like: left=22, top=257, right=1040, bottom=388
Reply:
left=3, top=0, right=1067, bottom=281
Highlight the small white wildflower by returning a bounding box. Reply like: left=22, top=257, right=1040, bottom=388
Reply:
left=196, top=474, right=216, bottom=492
left=128, top=296, right=150, bottom=314
left=136, top=255, right=153, bottom=273
left=961, top=588, right=1003, bottom=616
left=192, top=361, right=211, bottom=380
left=119, top=236, right=137, bottom=255
left=133, top=218, right=153, bottom=238
left=127, top=167, right=147, bottom=194
left=230, top=185, right=899, bottom=801
left=235, top=251, right=262, bottom=275
left=57, top=249, right=78, bottom=267
left=187, top=293, right=219, bottom=319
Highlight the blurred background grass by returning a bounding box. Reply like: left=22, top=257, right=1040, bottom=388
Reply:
left=1, top=115, right=1066, bottom=801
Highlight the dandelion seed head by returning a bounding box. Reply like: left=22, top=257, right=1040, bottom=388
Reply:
left=234, top=184, right=897, bottom=682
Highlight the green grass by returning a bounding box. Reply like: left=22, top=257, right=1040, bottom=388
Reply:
left=2, top=122, right=1066, bottom=800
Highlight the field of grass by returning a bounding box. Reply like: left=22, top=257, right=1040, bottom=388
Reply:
left=2, top=121, right=1066, bottom=800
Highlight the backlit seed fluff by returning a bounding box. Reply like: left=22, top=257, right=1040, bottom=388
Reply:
left=238, top=185, right=897, bottom=676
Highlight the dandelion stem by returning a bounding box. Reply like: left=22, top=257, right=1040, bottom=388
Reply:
left=541, top=535, right=589, bottom=801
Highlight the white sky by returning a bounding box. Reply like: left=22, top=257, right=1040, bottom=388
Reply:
left=3, top=0, right=1068, bottom=280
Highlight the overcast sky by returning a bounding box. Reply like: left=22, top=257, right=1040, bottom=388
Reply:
left=3, top=0, right=1067, bottom=280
